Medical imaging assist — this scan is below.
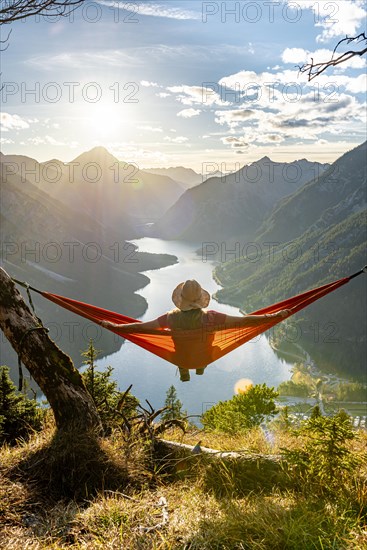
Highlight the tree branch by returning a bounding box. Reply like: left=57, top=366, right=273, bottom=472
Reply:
left=0, top=0, right=86, bottom=24
left=299, top=33, right=367, bottom=81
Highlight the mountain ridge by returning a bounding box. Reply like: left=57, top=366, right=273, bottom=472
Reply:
left=154, top=156, right=330, bottom=241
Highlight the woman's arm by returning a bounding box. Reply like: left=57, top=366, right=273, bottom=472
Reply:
left=100, top=318, right=161, bottom=333
left=223, top=309, right=291, bottom=329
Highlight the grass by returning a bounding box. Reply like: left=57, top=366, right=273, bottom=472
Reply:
left=1, top=418, right=366, bottom=549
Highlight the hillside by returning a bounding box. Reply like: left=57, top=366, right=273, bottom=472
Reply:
left=214, top=142, right=367, bottom=379
left=154, top=157, right=329, bottom=241
left=144, top=165, right=203, bottom=189
left=257, top=141, right=366, bottom=243
left=1, top=147, right=186, bottom=232
left=0, top=162, right=177, bottom=378
left=1, top=418, right=365, bottom=549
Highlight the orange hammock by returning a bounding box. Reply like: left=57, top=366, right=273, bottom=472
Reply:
left=20, top=267, right=365, bottom=370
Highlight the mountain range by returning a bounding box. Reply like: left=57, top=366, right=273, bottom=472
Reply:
left=143, top=166, right=203, bottom=189
left=1, top=147, right=186, bottom=232
left=213, top=141, right=367, bottom=378
left=153, top=156, right=330, bottom=241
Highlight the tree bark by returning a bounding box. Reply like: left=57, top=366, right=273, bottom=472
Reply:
left=0, top=268, right=102, bottom=433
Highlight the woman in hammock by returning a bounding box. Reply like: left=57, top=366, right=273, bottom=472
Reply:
left=101, top=279, right=290, bottom=382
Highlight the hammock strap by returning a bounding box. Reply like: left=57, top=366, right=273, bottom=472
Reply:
left=349, top=265, right=367, bottom=280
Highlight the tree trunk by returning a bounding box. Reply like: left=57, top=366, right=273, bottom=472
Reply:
left=0, top=268, right=102, bottom=433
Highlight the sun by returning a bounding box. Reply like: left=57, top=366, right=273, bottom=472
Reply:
left=83, top=102, right=125, bottom=140
left=234, top=378, right=254, bottom=395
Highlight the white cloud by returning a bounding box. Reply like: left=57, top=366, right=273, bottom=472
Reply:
left=27, top=135, right=76, bottom=147
left=214, top=83, right=366, bottom=145
left=277, top=0, right=366, bottom=42
left=221, top=136, right=249, bottom=149
left=28, top=50, right=137, bottom=70
left=341, top=73, right=367, bottom=93
left=0, top=137, right=14, bottom=144
left=164, top=136, right=189, bottom=143
left=167, top=85, right=227, bottom=106
left=156, top=92, right=171, bottom=98
left=97, top=1, right=200, bottom=20
left=0, top=112, right=30, bottom=131
left=215, top=108, right=258, bottom=128
left=177, top=108, right=201, bottom=118
left=219, top=66, right=367, bottom=101
left=140, top=80, right=160, bottom=87
left=138, top=125, right=163, bottom=132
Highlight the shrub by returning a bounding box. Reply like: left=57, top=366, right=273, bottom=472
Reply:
left=81, top=340, right=139, bottom=433
left=282, top=407, right=361, bottom=496
left=202, top=384, right=279, bottom=434
left=0, top=366, right=44, bottom=445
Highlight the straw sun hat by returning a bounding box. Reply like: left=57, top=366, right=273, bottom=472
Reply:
left=172, top=280, right=210, bottom=311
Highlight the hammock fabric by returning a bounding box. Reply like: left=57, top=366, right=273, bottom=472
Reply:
left=33, top=270, right=364, bottom=370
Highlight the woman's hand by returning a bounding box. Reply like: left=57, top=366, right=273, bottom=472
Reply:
left=275, top=309, right=291, bottom=318
left=101, top=320, right=115, bottom=328
left=265, top=310, right=291, bottom=319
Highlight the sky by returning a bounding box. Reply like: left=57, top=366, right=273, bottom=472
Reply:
left=0, top=0, right=366, bottom=171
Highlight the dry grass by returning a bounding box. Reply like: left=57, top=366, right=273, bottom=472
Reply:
left=162, top=424, right=367, bottom=455
left=1, top=421, right=366, bottom=549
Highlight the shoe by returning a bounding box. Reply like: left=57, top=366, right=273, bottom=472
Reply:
left=179, top=368, right=190, bottom=382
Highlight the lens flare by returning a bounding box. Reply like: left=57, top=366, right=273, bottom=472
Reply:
left=234, top=378, right=253, bottom=394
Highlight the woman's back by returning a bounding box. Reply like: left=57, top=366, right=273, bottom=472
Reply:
left=166, top=308, right=204, bottom=330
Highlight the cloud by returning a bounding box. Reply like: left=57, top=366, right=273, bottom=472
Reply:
left=138, top=125, right=163, bottom=132
left=0, top=112, right=30, bottom=131
left=164, top=136, right=189, bottom=143
left=276, top=0, right=366, bottom=43
left=219, top=66, right=367, bottom=100
left=97, top=1, right=200, bottom=20
left=214, top=85, right=365, bottom=145
left=343, top=73, right=367, bottom=93
left=27, top=135, right=78, bottom=147
left=215, top=109, right=256, bottom=126
left=221, top=136, right=249, bottom=148
left=28, top=50, right=138, bottom=70
left=177, top=108, right=201, bottom=118
left=140, top=80, right=160, bottom=87
left=167, top=85, right=227, bottom=106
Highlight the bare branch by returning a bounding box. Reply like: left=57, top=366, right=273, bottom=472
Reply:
left=0, top=0, right=86, bottom=24
left=299, top=33, right=367, bottom=81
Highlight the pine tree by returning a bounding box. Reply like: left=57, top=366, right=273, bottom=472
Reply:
left=0, top=366, right=44, bottom=444
left=283, top=410, right=359, bottom=495
left=161, top=385, right=185, bottom=421
left=81, top=340, right=139, bottom=433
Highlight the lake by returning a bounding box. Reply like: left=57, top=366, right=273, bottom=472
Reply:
left=95, top=238, right=294, bottom=416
